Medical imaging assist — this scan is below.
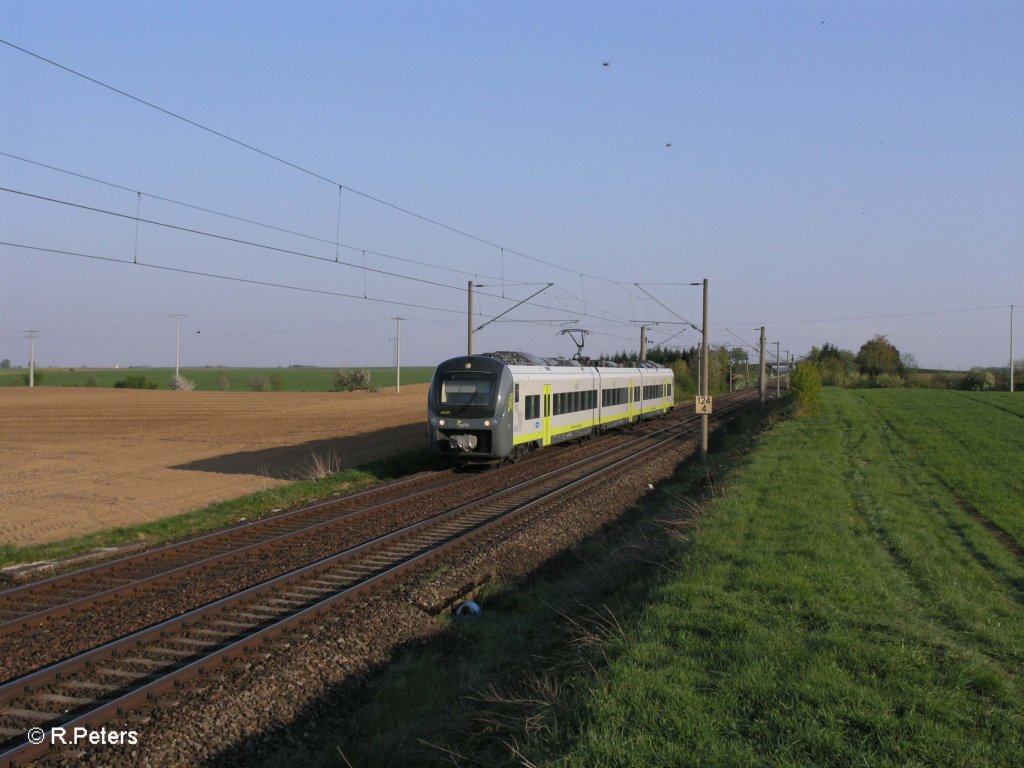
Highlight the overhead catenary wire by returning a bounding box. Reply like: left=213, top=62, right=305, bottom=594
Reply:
left=1, top=241, right=469, bottom=315
left=3, top=183, right=637, bottom=331
left=0, top=38, right=626, bottom=286
left=0, top=151, right=531, bottom=286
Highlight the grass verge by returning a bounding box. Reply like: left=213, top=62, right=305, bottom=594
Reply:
left=0, top=448, right=444, bottom=570
left=289, top=399, right=785, bottom=767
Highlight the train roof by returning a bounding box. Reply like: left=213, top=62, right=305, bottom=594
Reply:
left=480, top=351, right=666, bottom=370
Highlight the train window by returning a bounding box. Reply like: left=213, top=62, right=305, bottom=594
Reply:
left=642, top=384, right=664, bottom=400
left=514, top=383, right=520, bottom=403
left=440, top=373, right=493, bottom=405
left=524, top=394, right=540, bottom=420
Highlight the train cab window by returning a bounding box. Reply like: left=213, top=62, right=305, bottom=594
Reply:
left=439, top=373, right=493, bottom=405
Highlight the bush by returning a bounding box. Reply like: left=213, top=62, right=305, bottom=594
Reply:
left=115, top=374, right=158, bottom=389
left=789, top=362, right=822, bottom=415
left=871, top=373, right=906, bottom=388
left=247, top=376, right=271, bottom=392
left=960, top=367, right=995, bottom=391
left=20, top=370, right=44, bottom=385
left=84, top=375, right=99, bottom=388
left=169, top=374, right=195, bottom=391
left=269, top=372, right=285, bottom=392
left=216, top=373, right=231, bottom=391
left=333, top=367, right=375, bottom=392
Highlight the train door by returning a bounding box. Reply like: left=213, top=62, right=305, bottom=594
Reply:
left=542, top=385, right=552, bottom=446
left=628, top=378, right=636, bottom=422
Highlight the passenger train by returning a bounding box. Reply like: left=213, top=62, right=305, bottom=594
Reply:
left=427, top=351, right=674, bottom=464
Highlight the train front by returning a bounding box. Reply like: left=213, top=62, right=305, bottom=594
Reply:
left=427, top=355, right=514, bottom=463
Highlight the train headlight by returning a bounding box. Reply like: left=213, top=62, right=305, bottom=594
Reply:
left=438, top=418, right=446, bottom=427
left=484, top=420, right=491, bottom=427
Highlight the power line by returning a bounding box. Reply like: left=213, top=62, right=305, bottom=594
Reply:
left=1, top=185, right=479, bottom=294
left=725, top=304, right=1014, bottom=327
left=0, top=150, right=535, bottom=286
left=2, top=240, right=641, bottom=338
left=1, top=240, right=467, bottom=315
left=633, top=284, right=701, bottom=330
left=2, top=184, right=637, bottom=329
left=1, top=38, right=626, bottom=285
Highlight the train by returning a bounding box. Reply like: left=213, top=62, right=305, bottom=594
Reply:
left=426, top=351, right=675, bottom=464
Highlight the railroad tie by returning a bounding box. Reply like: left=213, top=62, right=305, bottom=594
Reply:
left=29, top=693, right=93, bottom=706
left=1, top=707, right=58, bottom=722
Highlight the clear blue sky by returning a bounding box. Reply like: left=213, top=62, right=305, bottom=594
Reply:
left=2, top=1, right=1021, bottom=370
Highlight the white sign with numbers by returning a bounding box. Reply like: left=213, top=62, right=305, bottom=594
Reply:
left=695, top=395, right=713, bottom=414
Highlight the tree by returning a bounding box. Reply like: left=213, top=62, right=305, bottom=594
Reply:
left=808, top=342, right=857, bottom=386
left=0, top=359, right=10, bottom=369
left=809, top=343, right=844, bottom=363
left=855, top=335, right=903, bottom=376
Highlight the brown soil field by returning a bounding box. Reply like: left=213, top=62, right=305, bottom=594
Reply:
left=0, top=385, right=428, bottom=547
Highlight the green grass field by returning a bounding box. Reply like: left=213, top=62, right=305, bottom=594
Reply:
left=541, top=388, right=1024, bottom=767
left=316, top=388, right=1024, bottom=767
left=0, top=366, right=435, bottom=391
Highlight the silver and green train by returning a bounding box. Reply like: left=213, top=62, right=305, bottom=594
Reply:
left=427, top=351, right=674, bottom=464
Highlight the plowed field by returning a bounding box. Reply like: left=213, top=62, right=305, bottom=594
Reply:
left=0, top=386, right=428, bottom=547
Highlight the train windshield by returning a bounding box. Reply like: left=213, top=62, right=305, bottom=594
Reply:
left=439, top=372, right=494, bottom=405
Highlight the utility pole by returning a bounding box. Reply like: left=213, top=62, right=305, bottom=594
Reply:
left=784, top=351, right=791, bottom=391
left=759, top=326, right=766, bottom=403
left=775, top=340, right=781, bottom=398
left=169, top=314, right=186, bottom=378
left=1011, top=304, right=1015, bottom=394
left=467, top=281, right=474, bottom=356
left=392, top=316, right=402, bottom=394
left=700, top=278, right=709, bottom=463
left=27, top=331, right=38, bottom=388
left=640, top=325, right=648, bottom=362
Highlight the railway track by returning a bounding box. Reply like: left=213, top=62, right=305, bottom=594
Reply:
left=0, top=469, right=461, bottom=637
left=0, top=389, right=759, bottom=766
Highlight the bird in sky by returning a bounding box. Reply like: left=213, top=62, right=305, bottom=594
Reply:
left=602, top=61, right=610, bottom=67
